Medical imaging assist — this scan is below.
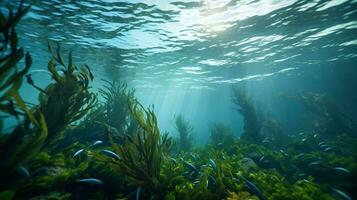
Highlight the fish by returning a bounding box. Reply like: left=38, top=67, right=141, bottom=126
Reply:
left=332, top=188, right=352, bottom=200
left=100, top=150, right=120, bottom=160
left=73, top=149, right=85, bottom=158
left=76, top=178, right=103, bottom=185
left=308, top=161, right=322, bottom=167
left=136, top=187, right=141, bottom=200
left=91, top=140, right=103, bottom=147
left=279, top=149, right=288, bottom=157
left=318, top=142, right=326, bottom=146
left=324, top=147, right=333, bottom=152
left=319, top=144, right=329, bottom=148
left=17, top=165, right=30, bottom=178
left=331, top=167, right=350, bottom=174
left=259, top=156, right=265, bottom=162
left=242, top=177, right=265, bottom=200
left=170, top=157, right=177, bottom=164
left=209, top=158, right=217, bottom=172
left=301, top=138, right=307, bottom=142
left=184, top=161, right=199, bottom=175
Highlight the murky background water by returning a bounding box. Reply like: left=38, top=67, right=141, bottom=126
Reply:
left=7, top=0, right=357, bottom=144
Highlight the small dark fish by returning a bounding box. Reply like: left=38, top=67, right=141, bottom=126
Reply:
left=100, top=150, right=120, bottom=160
left=242, top=177, right=265, bottom=200
left=290, top=164, right=299, bottom=171
left=332, top=188, right=352, bottom=200
left=259, top=156, right=265, bottom=162
left=216, top=142, right=223, bottom=148
left=170, top=157, right=177, bottom=164
left=73, top=149, right=85, bottom=158
left=209, top=158, right=217, bottom=172
left=318, top=142, right=326, bottom=146
left=331, top=167, right=350, bottom=174
left=324, top=147, right=333, bottom=152
left=208, top=175, right=216, bottom=185
left=136, top=187, right=141, bottom=200
left=295, top=153, right=305, bottom=159
left=279, top=149, right=288, bottom=157
left=76, top=178, right=103, bottom=185
left=17, top=165, right=30, bottom=178
left=184, top=161, right=199, bottom=175
left=308, top=161, right=321, bottom=167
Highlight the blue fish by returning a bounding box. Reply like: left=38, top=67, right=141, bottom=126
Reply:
left=308, top=161, right=321, bottom=167
left=17, top=165, right=30, bottom=178
left=209, top=158, right=217, bottom=172
left=76, top=178, right=103, bottom=185
left=324, top=147, right=333, bottom=152
left=242, top=177, right=265, bottom=200
left=331, top=167, right=350, bottom=174
left=89, top=140, right=103, bottom=148
left=184, top=161, right=199, bottom=175
left=332, top=188, right=352, bottom=200
left=73, top=149, right=85, bottom=158
left=100, top=150, right=120, bottom=160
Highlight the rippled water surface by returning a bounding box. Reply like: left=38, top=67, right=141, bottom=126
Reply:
left=7, top=0, right=357, bottom=138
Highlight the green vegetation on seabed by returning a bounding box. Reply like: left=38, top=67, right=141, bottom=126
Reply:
left=0, top=2, right=357, bottom=200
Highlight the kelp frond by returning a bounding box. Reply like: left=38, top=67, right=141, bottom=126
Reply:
left=104, top=99, right=172, bottom=198
left=175, top=114, right=193, bottom=151
left=39, top=42, right=96, bottom=149
left=231, top=86, right=262, bottom=143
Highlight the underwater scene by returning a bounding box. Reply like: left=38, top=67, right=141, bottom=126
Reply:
left=1, top=0, right=357, bottom=199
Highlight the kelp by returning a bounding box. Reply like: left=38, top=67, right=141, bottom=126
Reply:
left=0, top=0, right=31, bottom=121
left=283, top=92, right=357, bottom=138
left=38, top=43, right=96, bottom=149
left=98, top=80, right=137, bottom=135
left=231, top=86, right=262, bottom=143
left=210, top=123, right=235, bottom=149
left=0, top=1, right=48, bottom=191
left=102, top=99, right=172, bottom=198
left=174, top=114, right=194, bottom=151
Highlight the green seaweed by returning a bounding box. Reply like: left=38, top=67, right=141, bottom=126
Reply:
left=231, top=86, right=262, bottom=144
left=101, top=99, right=172, bottom=198
left=174, top=114, right=194, bottom=151
left=38, top=43, right=96, bottom=149
left=210, top=123, right=235, bottom=149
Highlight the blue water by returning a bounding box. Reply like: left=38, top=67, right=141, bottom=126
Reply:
left=10, top=0, right=357, bottom=143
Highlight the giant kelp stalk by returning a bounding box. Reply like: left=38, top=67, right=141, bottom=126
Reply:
left=286, top=92, right=357, bottom=138
left=231, top=86, right=262, bottom=143
left=174, top=114, right=194, bottom=151
left=103, top=100, right=171, bottom=199
left=0, top=0, right=47, bottom=190
left=38, top=43, right=96, bottom=149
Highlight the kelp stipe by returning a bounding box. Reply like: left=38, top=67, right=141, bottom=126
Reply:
left=38, top=42, right=96, bottom=149
left=174, top=114, right=194, bottom=152
left=231, top=86, right=262, bottom=144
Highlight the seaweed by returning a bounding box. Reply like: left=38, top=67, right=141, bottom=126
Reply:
left=102, top=99, right=172, bottom=199
left=174, top=114, right=194, bottom=151
left=38, top=43, right=96, bottom=149
left=210, top=123, right=235, bottom=149
left=231, top=86, right=262, bottom=144
left=284, top=92, right=357, bottom=138
left=0, top=1, right=48, bottom=191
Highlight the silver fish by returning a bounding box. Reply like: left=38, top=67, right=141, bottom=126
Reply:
left=73, top=149, right=85, bottom=158
left=100, top=150, right=120, bottom=160
left=332, top=188, right=352, bottom=200
left=76, top=178, right=103, bottom=185
left=209, top=158, right=217, bottom=172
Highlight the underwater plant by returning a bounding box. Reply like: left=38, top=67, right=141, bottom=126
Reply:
left=36, top=43, right=96, bottom=149
left=174, top=114, right=194, bottom=151
left=231, top=86, right=262, bottom=143
left=0, top=0, right=48, bottom=192
left=101, top=99, right=172, bottom=199
left=284, top=92, right=357, bottom=138
left=209, top=123, right=235, bottom=149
